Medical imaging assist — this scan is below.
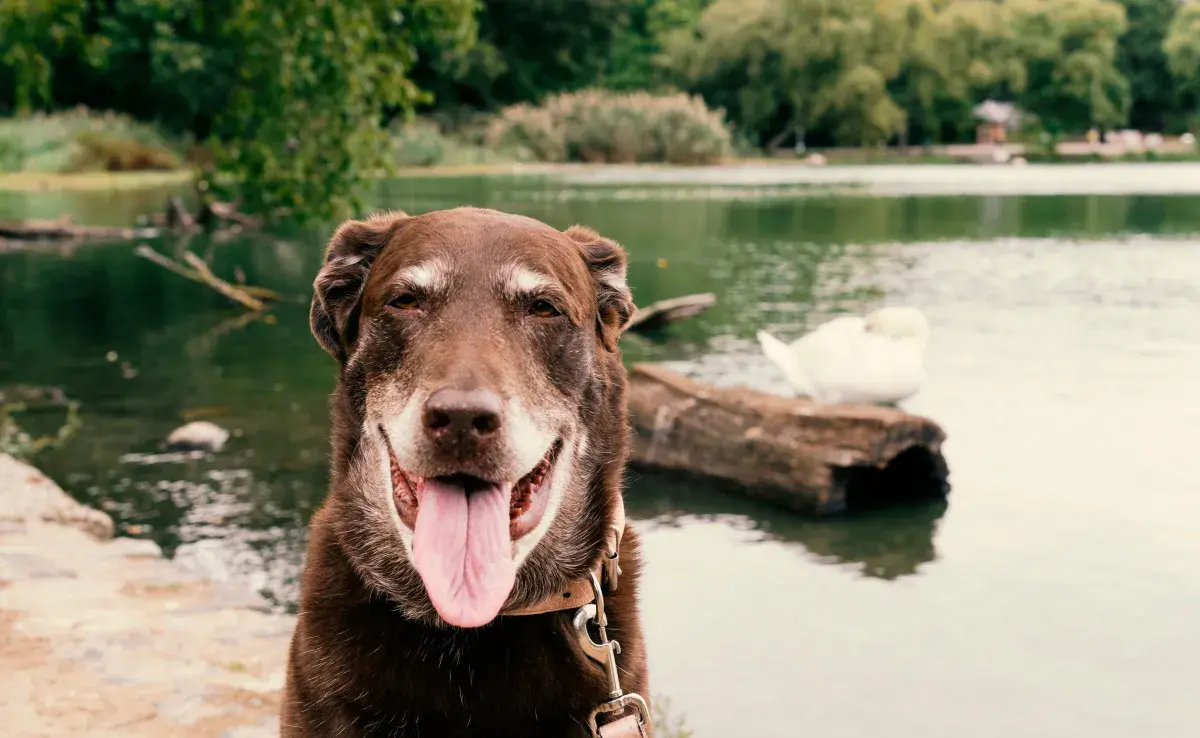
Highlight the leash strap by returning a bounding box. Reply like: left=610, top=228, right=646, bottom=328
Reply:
left=598, top=714, right=648, bottom=738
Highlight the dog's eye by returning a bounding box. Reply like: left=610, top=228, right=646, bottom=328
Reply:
left=389, top=293, right=420, bottom=311
left=530, top=299, right=561, bottom=318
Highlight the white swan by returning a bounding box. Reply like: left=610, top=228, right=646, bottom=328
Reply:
left=756, top=307, right=930, bottom=405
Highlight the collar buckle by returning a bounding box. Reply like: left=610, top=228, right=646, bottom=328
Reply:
left=574, top=572, right=650, bottom=738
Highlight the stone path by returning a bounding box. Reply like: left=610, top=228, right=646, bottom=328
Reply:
left=0, top=453, right=292, bottom=737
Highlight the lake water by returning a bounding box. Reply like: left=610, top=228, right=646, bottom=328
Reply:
left=2, top=166, right=1199, bottom=737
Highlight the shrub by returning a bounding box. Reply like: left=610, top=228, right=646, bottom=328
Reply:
left=0, top=135, right=22, bottom=171
left=391, top=117, right=524, bottom=168
left=487, top=90, right=732, bottom=165
left=392, top=119, right=448, bottom=167
left=488, top=105, right=567, bottom=162
left=0, top=107, right=184, bottom=173
left=67, top=131, right=181, bottom=172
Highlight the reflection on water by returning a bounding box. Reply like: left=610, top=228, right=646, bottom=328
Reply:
left=627, top=469, right=947, bottom=581
left=3, top=174, right=1200, bottom=738
left=0, top=180, right=189, bottom=225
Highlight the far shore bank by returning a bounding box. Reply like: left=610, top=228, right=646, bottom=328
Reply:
left=6, top=159, right=1200, bottom=210
left=0, top=170, right=193, bottom=193
left=4, top=147, right=1200, bottom=195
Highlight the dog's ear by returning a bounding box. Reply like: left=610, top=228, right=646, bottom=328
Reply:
left=564, top=225, right=635, bottom=352
left=311, top=211, right=406, bottom=363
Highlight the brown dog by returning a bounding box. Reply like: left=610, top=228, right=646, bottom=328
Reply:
left=282, top=208, right=651, bottom=737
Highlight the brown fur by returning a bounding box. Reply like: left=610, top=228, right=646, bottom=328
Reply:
left=282, top=208, right=648, bottom=737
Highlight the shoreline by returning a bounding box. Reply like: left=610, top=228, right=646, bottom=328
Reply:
left=0, top=170, right=193, bottom=192
left=4, top=153, right=1200, bottom=194
left=0, top=452, right=291, bottom=737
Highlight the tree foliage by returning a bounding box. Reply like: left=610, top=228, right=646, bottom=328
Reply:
left=663, top=0, right=918, bottom=147
left=1009, top=0, right=1129, bottom=133
left=664, top=0, right=1134, bottom=146
left=1116, top=0, right=1179, bottom=131
left=2, top=0, right=1200, bottom=212
left=413, top=0, right=639, bottom=112
left=600, top=0, right=708, bottom=92
left=1164, top=2, right=1200, bottom=115
left=2, top=0, right=475, bottom=220
left=0, top=0, right=88, bottom=112
left=201, top=0, right=475, bottom=219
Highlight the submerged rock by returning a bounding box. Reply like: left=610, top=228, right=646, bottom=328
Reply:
left=166, top=421, right=231, bottom=453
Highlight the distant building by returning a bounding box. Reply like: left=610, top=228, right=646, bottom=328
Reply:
left=973, top=100, right=1020, bottom=145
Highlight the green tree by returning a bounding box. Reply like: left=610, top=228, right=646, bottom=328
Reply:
left=0, top=0, right=87, bottom=113
left=414, top=0, right=637, bottom=112
left=1009, top=0, right=1130, bottom=133
left=1116, top=0, right=1180, bottom=132
left=893, top=0, right=1028, bottom=144
left=1164, top=2, right=1200, bottom=126
left=201, top=0, right=474, bottom=219
left=665, top=0, right=913, bottom=148
left=47, top=0, right=236, bottom=139
left=662, top=0, right=787, bottom=146
left=3, top=0, right=474, bottom=220
left=601, top=0, right=708, bottom=92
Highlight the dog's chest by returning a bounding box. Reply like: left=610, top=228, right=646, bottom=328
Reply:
left=349, top=622, right=610, bottom=736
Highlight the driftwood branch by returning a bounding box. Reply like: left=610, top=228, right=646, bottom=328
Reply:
left=200, top=201, right=263, bottom=231
left=627, top=293, right=716, bottom=334
left=135, top=244, right=279, bottom=311
left=180, top=252, right=265, bottom=310
left=231, top=284, right=282, bottom=300
left=134, top=243, right=199, bottom=281
left=165, top=196, right=197, bottom=232
left=1, top=197, right=263, bottom=246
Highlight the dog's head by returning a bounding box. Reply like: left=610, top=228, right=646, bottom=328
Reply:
left=310, top=207, right=633, bottom=628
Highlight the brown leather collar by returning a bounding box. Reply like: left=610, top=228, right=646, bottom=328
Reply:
left=503, top=495, right=625, bottom=617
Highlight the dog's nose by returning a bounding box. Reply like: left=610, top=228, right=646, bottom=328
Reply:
left=422, top=388, right=503, bottom=454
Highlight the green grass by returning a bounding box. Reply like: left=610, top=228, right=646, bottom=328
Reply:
left=0, top=170, right=192, bottom=192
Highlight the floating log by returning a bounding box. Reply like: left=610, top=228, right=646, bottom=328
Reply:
left=627, top=292, right=716, bottom=334
left=0, top=198, right=261, bottom=246
left=0, top=217, right=159, bottom=242
left=626, top=363, right=949, bottom=516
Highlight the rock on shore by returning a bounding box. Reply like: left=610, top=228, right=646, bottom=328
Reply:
left=0, top=453, right=292, bottom=737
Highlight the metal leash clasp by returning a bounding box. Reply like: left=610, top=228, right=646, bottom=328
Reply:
left=573, top=570, right=651, bottom=737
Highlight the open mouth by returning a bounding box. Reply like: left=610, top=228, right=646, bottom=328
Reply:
left=379, top=428, right=563, bottom=627
left=381, top=427, right=562, bottom=540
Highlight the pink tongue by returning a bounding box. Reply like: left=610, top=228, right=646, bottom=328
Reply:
left=411, top=478, right=516, bottom=628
